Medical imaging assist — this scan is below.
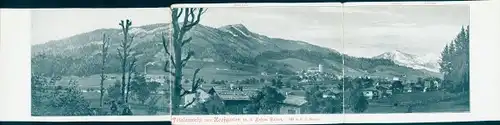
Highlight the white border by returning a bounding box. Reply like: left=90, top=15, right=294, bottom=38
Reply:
left=1, top=9, right=33, bottom=121
left=0, top=8, right=172, bottom=122
left=172, top=2, right=342, bottom=8
left=343, top=1, right=477, bottom=6
left=1, top=1, right=500, bottom=123
left=172, top=114, right=344, bottom=125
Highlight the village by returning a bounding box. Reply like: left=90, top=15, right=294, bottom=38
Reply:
left=151, top=64, right=444, bottom=115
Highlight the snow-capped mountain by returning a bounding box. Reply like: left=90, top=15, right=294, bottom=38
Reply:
left=32, top=23, right=439, bottom=80
left=373, top=50, right=441, bottom=73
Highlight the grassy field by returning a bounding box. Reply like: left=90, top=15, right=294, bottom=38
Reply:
left=83, top=91, right=169, bottom=115
left=54, top=71, right=170, bottom=115
left=345, top=92, right=470, bottom=113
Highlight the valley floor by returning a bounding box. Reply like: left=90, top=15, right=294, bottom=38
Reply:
left=346, top=93, right=469, bottom=114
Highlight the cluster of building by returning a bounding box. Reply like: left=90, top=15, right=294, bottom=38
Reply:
left=179, top=63, right=345, bottom=115
left=357, top=77, right=441, bottom=100
left=176, top=63, right=443, bottom=114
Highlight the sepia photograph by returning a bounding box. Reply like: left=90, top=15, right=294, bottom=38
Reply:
left=342, top=4, right=470, bottom=113
left=167, top=6, right=344, bottom=115
left=30, top=8, right=172, bottom=116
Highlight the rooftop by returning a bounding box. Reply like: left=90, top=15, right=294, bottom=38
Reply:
left=283, top=95, right=307, bottom=106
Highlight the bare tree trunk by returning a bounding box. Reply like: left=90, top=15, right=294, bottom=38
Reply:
left=100, top=33, right=110, bottom=113
left=172, top=40, right=183, bottom=115
left=118, top=19, right=132, bottom=103
left=126, top=71, right=132, bottom=103
left=167, top=8, right=207, bottom=115
left=126, top=58, right=137, bottom=103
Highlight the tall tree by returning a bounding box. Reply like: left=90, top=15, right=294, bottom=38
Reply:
left=439, top=25, right=470, bottom=92
left=439, top=44, right=450, bottom=75
left=117, top=19, right=135, bottom=102
left=163, top=8, right=207, bottom=115
left=126, top=56, right=138, bottom=103
left=99, top=33, right=111, bottom=112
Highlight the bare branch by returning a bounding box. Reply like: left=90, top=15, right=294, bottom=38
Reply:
left=181, top=51, right=194, bottom=67
left=170, top=55, right=176, bottom=68
left=171, top=9, right=182, bottom=36
left=120, top=40, right=125, bottom=48
left=182, top=98, right=196, bottom=109
left=180, top=90, right=190, bottom=97
left=180, top=87, right=196, bottom=97
left=200, top=8, right=207, bottom=15
left=161, top=33, right=171, bottom=56
left=126, top=49, right=134, bottom=58
left=130, top=57, right=137, bottom=67
left=175, top=8, right=183, bottom=19
left=183, top=8, right=205, bottom=31
left=119, top=20, right=125, bottom=32
left=117, top=48, right=123, bottom=59
left=191, top=68, right=202, bottom=91
left=189, top=8, right=196, bottom=24
left=128, top=34, right=136, bottom=47
left=163, top=61, right=175, bottom=76
left=181, top=37, right=192, bottom=47
left=126, top=19, right=132, bottom=27
left=182, top=8, right=190, bottom=31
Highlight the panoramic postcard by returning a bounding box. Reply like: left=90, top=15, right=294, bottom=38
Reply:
left=30, top=8, right=172, bottom=116
left=167, top=6, right=344, bottom=115
left=28, top=3, right=471, bottom=119
left=342, top=4, right=470, bottom=113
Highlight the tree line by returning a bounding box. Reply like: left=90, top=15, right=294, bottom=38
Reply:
left=439, top=26, right=470, bottom=93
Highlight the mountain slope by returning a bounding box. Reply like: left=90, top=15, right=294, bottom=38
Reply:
left=31, top=23, right=439, bottom=81
left=373, top=50, right=440, bottom=73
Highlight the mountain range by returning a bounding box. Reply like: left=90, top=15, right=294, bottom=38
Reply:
left=31, top=23, right=442, bottom=81
left=373, top=50, right=441, bottom=73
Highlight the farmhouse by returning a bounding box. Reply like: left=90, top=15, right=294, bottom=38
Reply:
left=306, top=64, right=323, bottom=73
left=181, top=88, right=212, bottom=108
left=280, top=95, right=307, bottom=114
left=323, top=88, right=342, bottom=99
left=362, top=87, right=378, bottom=100
left=217, top=90, right=252, bottom=114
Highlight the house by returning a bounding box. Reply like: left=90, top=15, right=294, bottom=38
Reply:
left=404, top=86, right=413, bottom=93
left=434, top=81, right=440, bottom=89
left=426, top=81, right=440, bottom=91
left=201, top=58, right=215, bottom=62
left=306, top=64, right=323, bottom=73
left=280, top=95, right=307, bottom=114
left=362, top=87, right=378, bottom=100
left=181, top=88, right=212, bottom=108
left=391, top=79, right=404, bottom=94
left=323, top=88, right=342, bottom=99
left=412, top=83, right=425, bottom=92
left=217, top=90, right=252, bottom=114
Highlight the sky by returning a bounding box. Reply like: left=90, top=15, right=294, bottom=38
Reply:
left=31, top=5, right=469, bottom=59
left=343, top=5, right=470, bottom=58
left=199, top=6, right=344, bottom=53
left=199, top=4, right=469, bottom=58
left=31, top=8, right=171, bottom=45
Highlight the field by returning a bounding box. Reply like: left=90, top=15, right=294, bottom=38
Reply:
left=345, top=92, right=470, bottom=113
left=54, top=71, right=170, bottom=115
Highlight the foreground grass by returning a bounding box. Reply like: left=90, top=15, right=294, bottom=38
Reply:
left=346, top=91, right=469, bottom=113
